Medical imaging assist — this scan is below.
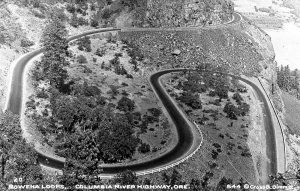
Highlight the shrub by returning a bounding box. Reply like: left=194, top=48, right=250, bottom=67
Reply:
left=238, top=103, right=250, bottom=116
left=233, top=92, right=243, bottom=105
left=81, top=65, right=92, bottom=73
left=36, top=90, right=48, bottom=99
left=110, top=56, right=120, bottom=66
left=101, top=8, right=111, bottom=19
left=117, top=96, right=135, bottom=112
left=91, top=3, right=96, bottom=11
left=115, top=52, right=123, bottom=57
left=148, top=108, right=161, bottom=117
left=208, top=90, right=216, bottom=97
left=211, top=150, right=218, bottom=159
left=66, top=4, right=76, bottom=13
left=93, top=57, right=97, bottom=62
left=115, top=65, right=128, bottom=76
left=90, top=19, right=99, bottom=27
left=20, top=39, right=35, bottom=47
left=32, top=9, right=46, bottom=19
left=121, top=82, right=128, bottom=86
left=223, top=102, right=238, bottom=120
left=126, top=74, right=133, bottom=79
left=77, top=36, right=91, bottom=52
left=95, top=48, right=105, bottom=57
left=78, top=17, right=89, bottom=26
left=138, top=143, right=150, bottom=153
left=70, top=13, right=79, bottom=27
left=77, top=55, right=87, bottom=64
left=178, top=91, right=202, bottom=109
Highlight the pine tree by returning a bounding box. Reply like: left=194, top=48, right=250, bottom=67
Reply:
left=40, top=16, right=69, bottom=91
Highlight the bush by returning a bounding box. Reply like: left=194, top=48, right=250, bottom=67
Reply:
left=78, top=17, right=89, bottom=26
left=36, top=90, right=48, bottom=99
left=110, top=56, right=120, bottom=66
left=178, top=91, right=202, bottom=109
left=138, top=143, right=150, bottom=153
left=95, top=48, right=105, bottom=57
left=81, top=65, right=92, bottom=73
left=121, top=82, right=128, bottom=86
left=238, top=103, right=250, bottom=116
left=126, top=74, right=133, bottom=79
left=77, top=36, right=91, bottom=52
left=115, top=52, right=123, bottom=57
left=66, top=4, right=76, bottom=13
left=93, top=57, right=97, bottom=62
left=90, top=19, right=99, bottom=27
left=32, top=9, right=46, bottom=19
left=101, top=8, right=111, bottom=19
left=148, top=108, right=161, bottom=117
left=20, top=39, right=35, bottom=47
left=208, top=90, right=216, bottom=97
left=70, top=13, right=79, bottom=27
left=233, top=92, right=243, bottom=105
left=117, top=96, right=135, bottom=112
left=91, top=3, right=96, bottom=11
left=115, top=65, right=128, bottom=76
left=223, top=102, right=238, bottom=120
left=77, top=55, right=88, bottom=63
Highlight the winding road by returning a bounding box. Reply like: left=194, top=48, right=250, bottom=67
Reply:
left=3, top=11, right=285, bottom=180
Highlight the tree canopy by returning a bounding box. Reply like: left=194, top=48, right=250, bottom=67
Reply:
left=39, top=16, right=69, bottom=91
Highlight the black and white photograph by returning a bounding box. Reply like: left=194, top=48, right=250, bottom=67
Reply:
left=0, top=0, right=299, bottom=190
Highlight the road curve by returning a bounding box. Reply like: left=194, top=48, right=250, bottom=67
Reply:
left=3, top=12, right=283, bottom=180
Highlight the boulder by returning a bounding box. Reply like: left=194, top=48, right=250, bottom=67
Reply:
left=172, top=49, right=181, bottom=55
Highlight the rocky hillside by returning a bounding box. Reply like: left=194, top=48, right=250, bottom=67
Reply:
left=145, top=0, right=234, bottom=27
left=113, top=0, right=234, bottom=27
left=120, top=17, right=276, bottom=79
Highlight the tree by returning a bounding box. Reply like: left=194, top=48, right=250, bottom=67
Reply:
left=223, top=102, right=238, bottom=120
left=117, top=97, right=135, bottom=112
left=66, top=4, right=76, bottom=13
left=77, top=55, right=88, bottom=63
left=40, top=16, right=69, bottom=91
left=178, top=91, right=202, bottom=109
left=0, top=112, right=47, bottom=188
left=95, top=48, right=105, bottom=57
left=238, top=103, right=250, bottom=116
left=90, top=19, right=99, bottom=27
left=70, top=13, right=79, bottom=27
left=215, top=83, right=229, bottom=101
left=138, top=143, right=150, bottom=153
left=233, top=92, right=243, bottom=105
left=77, top=36, right=91, bottom=52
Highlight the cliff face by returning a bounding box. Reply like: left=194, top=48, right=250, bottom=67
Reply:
left=145, top=0, right=234, bottom=27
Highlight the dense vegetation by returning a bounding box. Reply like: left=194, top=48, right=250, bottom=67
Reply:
left=277, top=65, right=300, bottom=99
left=0, top=112, right=48, bottom=189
